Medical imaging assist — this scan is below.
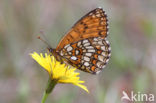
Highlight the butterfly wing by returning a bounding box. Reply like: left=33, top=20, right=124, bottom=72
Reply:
left=56, top=7, right=109, bottom=51
left=59, top=37, right=111, bottom=74
left=55, top=7, right=110, bottom=74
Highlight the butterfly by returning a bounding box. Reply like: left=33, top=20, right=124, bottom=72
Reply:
left=48, top=7, right=111, bottom=74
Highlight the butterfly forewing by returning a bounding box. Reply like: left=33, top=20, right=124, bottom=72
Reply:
left=56, top=8, right=109, bottom=51
left=54, top=7, right=110, bottom=74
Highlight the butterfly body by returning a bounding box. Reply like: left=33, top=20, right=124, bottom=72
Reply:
left=50, top=7, right=111, bottom=74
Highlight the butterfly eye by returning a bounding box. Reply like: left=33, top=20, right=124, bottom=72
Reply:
left=48, top=48, right=54, bottom=53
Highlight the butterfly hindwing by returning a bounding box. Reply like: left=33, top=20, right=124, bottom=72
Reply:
left=58, top=37, right=111, bottom=74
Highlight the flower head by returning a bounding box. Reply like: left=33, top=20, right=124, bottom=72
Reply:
left=30, top=52, right=88, bottom=92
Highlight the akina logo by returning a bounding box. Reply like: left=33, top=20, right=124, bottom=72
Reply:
left=121, top=91, right=154, bottom=102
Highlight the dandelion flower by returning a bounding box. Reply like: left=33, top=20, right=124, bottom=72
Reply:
left=30, top=52, right=88, bottom=92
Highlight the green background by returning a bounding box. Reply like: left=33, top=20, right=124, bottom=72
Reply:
left=0, top=0, right=155, bottom=103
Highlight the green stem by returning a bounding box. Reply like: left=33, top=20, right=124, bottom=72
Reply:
left=41, top=92, right=49, bottom=103
left=41, top=78, right=57, bottom=103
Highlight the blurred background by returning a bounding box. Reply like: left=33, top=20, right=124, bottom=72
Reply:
left=0, top=0, right=156, bottom=103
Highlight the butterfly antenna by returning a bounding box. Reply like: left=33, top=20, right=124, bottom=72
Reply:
left=37, top=36, right=51, bottom=48
left=40, top=31, right=51, bottom=43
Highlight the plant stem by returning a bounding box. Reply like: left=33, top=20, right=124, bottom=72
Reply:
left=41, top=78, right=57, bottom=103
left=41, top=91, right=49, bottom=103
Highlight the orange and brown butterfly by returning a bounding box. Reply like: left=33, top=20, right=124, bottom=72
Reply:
left=48, top=7, right=111, bottom=74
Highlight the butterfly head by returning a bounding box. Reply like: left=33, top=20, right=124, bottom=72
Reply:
left=47, top=47, right=55, bottom=54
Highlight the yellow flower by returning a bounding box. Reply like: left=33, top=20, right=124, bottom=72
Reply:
left=30, top=52, right=88, bottom=93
